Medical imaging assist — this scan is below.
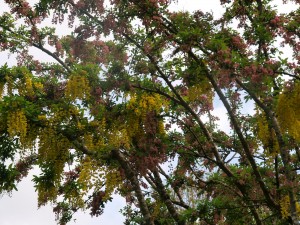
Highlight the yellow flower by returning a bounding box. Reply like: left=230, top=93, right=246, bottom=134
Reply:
left=0, top=82, right=5, bottom=98
left=33, top=81, right=44, bottom=91
left=38, top=115, right=47, bottom=120
left=256, top=111, right=279, bottom=155
left=65, top=72, right=90, bottom=100
left=280, top=195, right=290, bottom=219
left=277, top=83, right=300, bottom=141
left=7, top=109, right=27, bottom=139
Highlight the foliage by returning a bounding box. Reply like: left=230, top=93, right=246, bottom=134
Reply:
left=1, top=0, right=300, bottom=224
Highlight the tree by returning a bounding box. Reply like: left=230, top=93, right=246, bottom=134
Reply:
left=0, top=0, right=300, bottom=224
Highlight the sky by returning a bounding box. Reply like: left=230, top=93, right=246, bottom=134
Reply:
left=0, top=0, right=295, bottom=225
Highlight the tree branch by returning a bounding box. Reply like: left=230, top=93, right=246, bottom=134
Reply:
left=111, top=150, right=154, bottom=225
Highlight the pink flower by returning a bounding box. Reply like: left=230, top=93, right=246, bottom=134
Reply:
left=55, top=41, right=62, bottom=53
left=251, top=74, right=261, bottom=83
left=75, top=1, right=86, bottom=9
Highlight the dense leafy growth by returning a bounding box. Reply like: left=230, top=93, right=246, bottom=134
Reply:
left=1, top=0, right=300, bottom=224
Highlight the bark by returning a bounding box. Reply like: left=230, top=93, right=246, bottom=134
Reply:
left=111, top=150, right=154, bottom=225
left=236, top=79, right=299, bottom=225
left=187, top=52, right=277, bottom=212
left=152, top=170, right=185, bottom=225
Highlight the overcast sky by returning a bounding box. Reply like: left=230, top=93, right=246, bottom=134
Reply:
left=0, top=0, right=295, bottom=225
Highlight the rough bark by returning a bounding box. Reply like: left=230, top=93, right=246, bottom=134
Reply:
left=111, top=150, right=154, bottom=225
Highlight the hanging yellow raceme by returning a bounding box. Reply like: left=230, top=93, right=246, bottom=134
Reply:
left=84, top=133, right=95, bottom=151
left=65, top=71, right=90, bottom=100
left=83, top=119, right=107, bottom=152
left=33, top=81, right=44, bottom=92
left=277, top=82, right=300, bottom=141
left=78, top=157, right=101, bottom=194
left=0, top=82, right=5, bottom=99
left=280, top=195, right=300, bottom=219
left=35, top=127, right=71, bottom=207
left=127, top=93, right=163, bottom=116
left=38, top=127, right=69, bottom=162
left=256, top=112, right=279, bottom=155
left=17, top=72, right=35, bottom=97
left=38, top=127, right=71, bottom=193
left=7, top=109, right=27, bottom=139
left=21, top=123, right=38, bottom=150
left=126, top=93, right=165, bottom=138
left=108, top=128, right=131, bottom=150
left=280, top=195, right=290, bottom=219
left=24, top=74, right=34, bottom=96
left=103, top=168, right=122, bottom=201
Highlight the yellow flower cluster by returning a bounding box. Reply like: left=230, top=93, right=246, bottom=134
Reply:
left=126, top=93, right=165, bottom=138
left=84, top=134, right=94, bottom=150
left=157, top=120, right=165, bottom=135
left=78, top=159, right=96, bottom=192
left=84, top=133, right=106, bottom=151
left=280, top=195, right=290, bottom=219
left=38, top=114, right=47, bottom=121
left=297, top=202, right=300, bottom=218
left=256, top=112, right=279, bottom=155
left=108, top=128, right=131, bottom=150
left=104, top=169, right=122, bottom=201
left=39, top=128, right=70, bottom=159
left=18, top=74, right=34, bottom=97
left=77, top=160, right=121, bottom=202
left=78, top=157, right=104, bottom=195
left=21, top=123, right=38, bottom=150
left=38, top=127, right=54, bottom=158
left=25, top=75, right=34, bottom=96
left=65, top=73, right=90, bottom=100
left=37, top=185, right=57, bottom=207
left=152, top=201, right=163, bottom=219
left=7, top=109, right=27, bottom=139
left=38, top=127, right=71, bottom=185
left=0, top=82, right=4, bottom=99
left=90, top=118, right=106, bottom=133
left=127, top=93, right=163, bottom=117
left=279, top=195, right=300, bottom=219
left=277, top=83, right=300, bottom=141
left=83, top=119, right=107, bottom=152
left=49, top=106, right=79, bottom=124
left=33, top=81, right=44, bottom=91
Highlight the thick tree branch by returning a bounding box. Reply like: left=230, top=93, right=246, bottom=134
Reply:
left=186, top=51, right=277, bottom=212
left=152, top=169, right=185, bottom=225
left=111, top=150, right=154, bottom=225
left=158, top=166, right=189, bottom=209
left=236, top=78, right=299, bottom=224
left=132, top=83, right=181, bottom=105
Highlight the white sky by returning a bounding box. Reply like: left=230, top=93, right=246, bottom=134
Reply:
left=0, top=0, right=296, bottom=225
